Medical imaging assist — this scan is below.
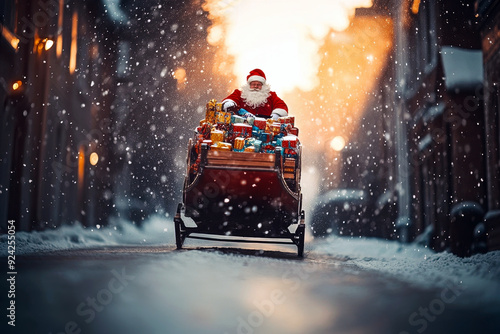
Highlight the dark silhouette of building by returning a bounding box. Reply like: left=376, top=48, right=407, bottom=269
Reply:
left=1, top=0, right=231, bottom=232
left=1, top=0, right=119, bottom=231
left=312, top=0, right=499, bottom=256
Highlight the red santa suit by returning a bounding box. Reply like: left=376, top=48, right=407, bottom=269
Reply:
left=222, top=69, right=288, bottom=119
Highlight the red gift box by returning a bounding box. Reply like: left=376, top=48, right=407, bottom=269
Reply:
left=233, top=123, right=253, bottom=138
left=253, top=117, right=267, bottom=130
left=281, top=135, right=298, bottom=148
left=289, top=127, right=299, bottom=136
left=278, top=116, right=295, bottom=127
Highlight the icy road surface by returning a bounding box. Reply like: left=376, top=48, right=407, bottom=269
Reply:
left=1, top=216, right=500, bottom=334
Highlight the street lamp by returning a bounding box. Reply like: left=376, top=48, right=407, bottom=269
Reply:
left=330, top=136, right=346, bottom=151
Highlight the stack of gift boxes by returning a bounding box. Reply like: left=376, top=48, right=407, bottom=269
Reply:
left=190, top=99, right=300, bottom=174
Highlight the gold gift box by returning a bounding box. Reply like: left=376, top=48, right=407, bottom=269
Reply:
left=216, top=111, right=232, bottom=124
left=211, top=129, right=224, bottom=143
left=234, top=137, right=245, bottom=150
left=206, top=99, right=217, bottom=123
left=211, top=142, right=232, bottom=151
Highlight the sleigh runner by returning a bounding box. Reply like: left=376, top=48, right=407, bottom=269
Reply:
left=174, top=99, right=305, bottom=256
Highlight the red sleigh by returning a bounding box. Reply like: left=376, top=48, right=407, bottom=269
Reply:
left=174, top=103, right=305, bottom=257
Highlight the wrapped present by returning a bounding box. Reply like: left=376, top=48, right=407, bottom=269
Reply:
left=262, top=143, right=275, bottom=153
left=244, top=137, right=255, bottom=147
left=234, top=137, right=245, bottom=150
left=233, top=123, right=253, bottom=138
left=253, top=117, right=267, bottom=130
left=276, top=137, right=283, bottom=147
left=231, top=115, right=245, bottom=124
left=216, top=111, right=232, bottom=124
left=195, top=100, right=300, bottom=158
left=211, top=129, right=224, bottom=143
left=277, top=116, right=289, bottom=124
left=281, top=123, right=292, bottom=135
left=278, top=116, right=295, bottom=127
left=211, top=142, right=232, bottom=151
left=281, top=135, right=298, bottom=148
left=284, top=148, right=298, bottom=158
left=270, top=122, right=282, bottom=136
left=246, top=115, right=255, bottom=126
left=253, top=140, right=262, bottom=153
left=205, top=99, right=217, bottom=123
left=265, top=118, right=274, bottom=132
left=200, top=122, right=212, bottom=138
left=259, top=132, right=272, bottom=143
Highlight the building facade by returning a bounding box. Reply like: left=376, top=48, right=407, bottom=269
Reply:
left=364, top=0, right=498, bottom=255
left=0, top=0, right=119, bottom=232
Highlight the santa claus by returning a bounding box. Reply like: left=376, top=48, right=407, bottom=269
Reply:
left=222, top=69, right=288, bottom=120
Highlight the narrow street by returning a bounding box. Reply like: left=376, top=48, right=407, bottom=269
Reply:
left=3, top=233, right=499, bottom=334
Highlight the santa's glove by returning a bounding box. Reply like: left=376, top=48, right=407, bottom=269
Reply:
left=271, top=113, right=280, bottom=121
left=222, top=101, right=237, bottom=112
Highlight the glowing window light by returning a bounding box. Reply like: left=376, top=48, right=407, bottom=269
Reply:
left=89, top=152, right=99, bottom=166
left=69, top=11, right=78, bottom=74
left=411, top=0, right=421, bottom=14
left=12, top=80, right=23, bottom=91
left=44, top=38, right=54, bottom=50
left=40, top=38, right=54, bottom=51
left=330, top=136, right=346, bottom=151
left=1, top=26, right=20, bottom=50
left=57, top=0, right=64, bottom=58
left=78, top=147, right=85, bottom=189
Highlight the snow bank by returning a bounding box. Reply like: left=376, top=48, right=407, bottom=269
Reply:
left=313, top=236, right=500, bottom=305
left=0, top=215, right=174, bottom=256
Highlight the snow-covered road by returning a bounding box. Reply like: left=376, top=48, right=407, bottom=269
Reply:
left=1, top=216, right=499, bottom=334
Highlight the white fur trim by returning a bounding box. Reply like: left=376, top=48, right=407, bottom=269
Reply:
left=222, top=99, right=236, bottom=104
left=271, top=108, right=288, bottom=117
left=247, top=75, right=266, bottom=84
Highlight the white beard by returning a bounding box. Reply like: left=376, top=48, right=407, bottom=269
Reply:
left=240, top=83, right=271, bottom=109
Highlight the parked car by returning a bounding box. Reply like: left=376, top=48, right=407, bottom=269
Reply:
left=310, top=188, right=373, bottom=237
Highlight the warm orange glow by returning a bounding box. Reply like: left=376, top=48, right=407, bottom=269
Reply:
left=78, top=147, right=85, bottom=189
left=12, top=80, right=22, bottom=91
left=1, top=25, right=19, bottom=50
left=69, top=11, right=78, bottom=74
left=330, top=136, right=346, bottom=151
left=203, top=0, right=373, bottom=93
left=89, top=152, right=99, bottom=166
left=173, top=67, right=187, bottom=90
left=56, top=0, right=64, bottom=58
left=36, top=38, right=54, bottom=53
left=43, top=38, right=54, bottom=50
left=203, top=0, right=393, bottom=169
left=411, top=0, right=421, bottom=14
left=286, top=16, right=393, bottom=150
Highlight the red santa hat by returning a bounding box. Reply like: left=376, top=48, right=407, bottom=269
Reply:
left=246, top=69, right=266, bottom=84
